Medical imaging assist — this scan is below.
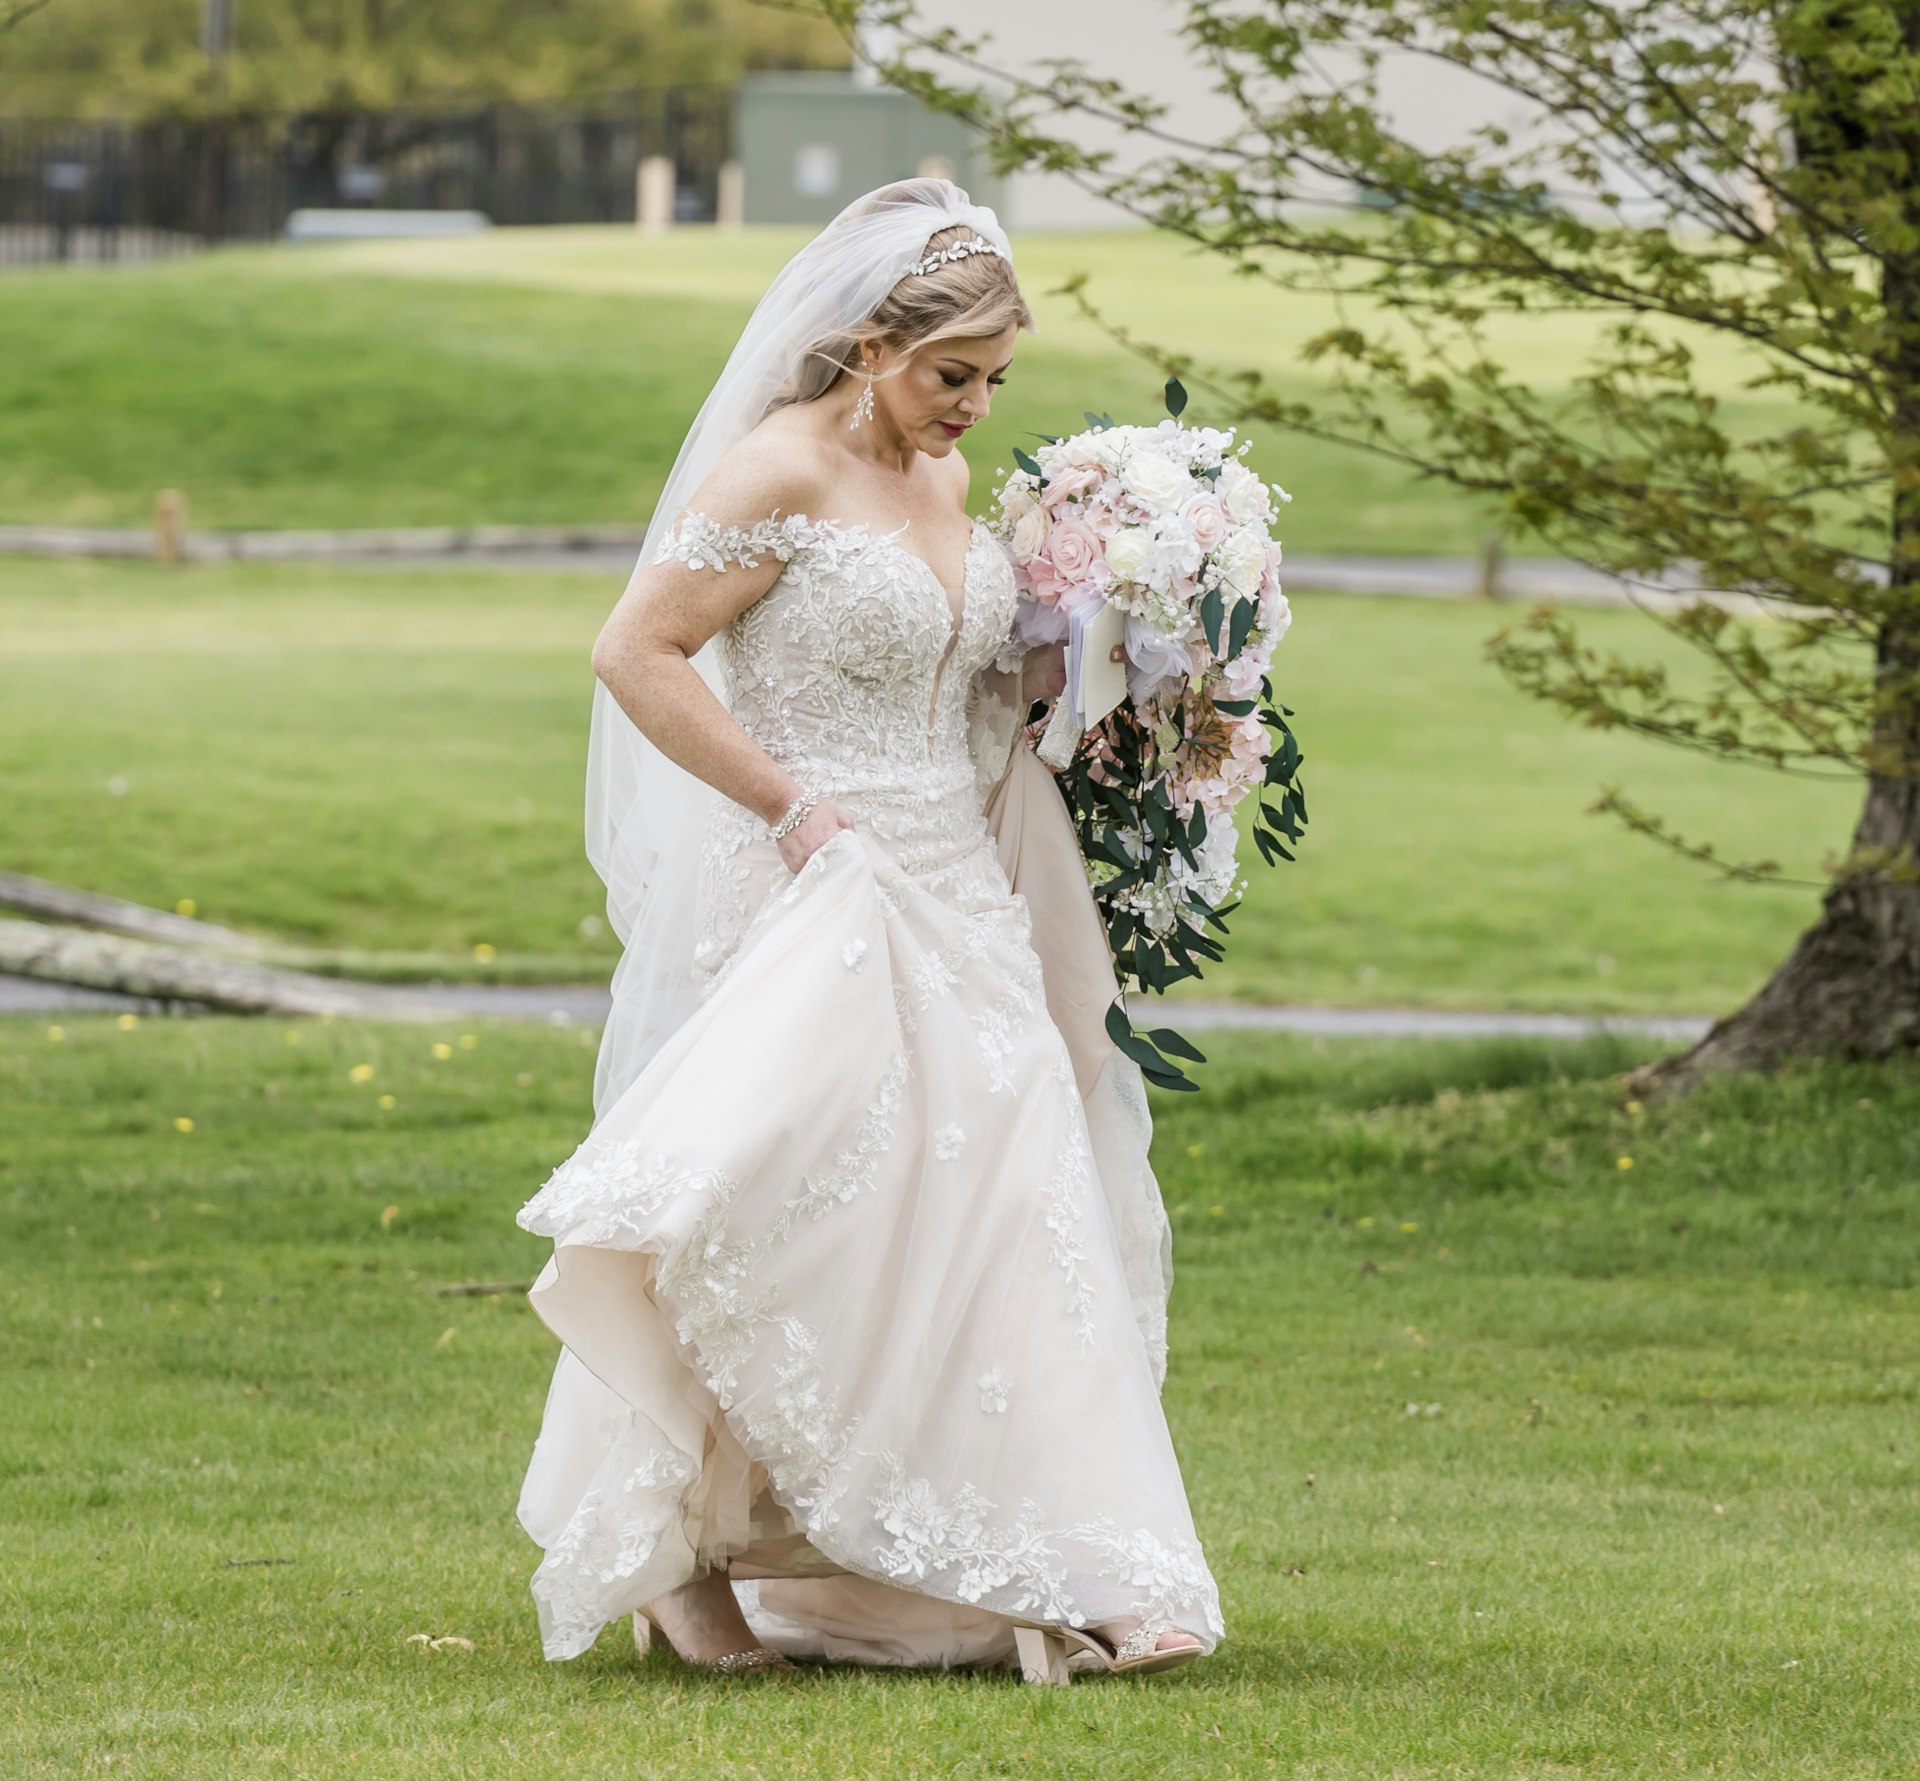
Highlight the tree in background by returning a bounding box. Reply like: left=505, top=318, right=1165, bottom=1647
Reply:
left=0, top=0, right=845, bottom=118
left=810, top=0, right=1920, bottom=1091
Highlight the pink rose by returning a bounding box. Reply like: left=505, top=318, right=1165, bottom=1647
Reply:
left=1046, top=517, right=1103, bottom=585
left=1023, top=554, right=1065, bottom=606
left=1044, top=464, right=1104, bottom=507
left=1183, top=492, right=1228, bottom=553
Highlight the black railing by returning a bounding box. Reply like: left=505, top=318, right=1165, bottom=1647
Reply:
left=0, top=87, right=733, bottom=266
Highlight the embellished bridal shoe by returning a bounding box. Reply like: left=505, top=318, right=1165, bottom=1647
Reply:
left=1012, top=1619, right=1205, bottom=1684
left=632, top=1606, right=797, bottom=1676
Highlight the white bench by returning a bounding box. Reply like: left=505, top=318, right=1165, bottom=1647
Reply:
left=282, top=208, right=492, bottom=241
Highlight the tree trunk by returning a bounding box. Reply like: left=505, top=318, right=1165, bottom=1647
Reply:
left=1635, top=46, right=1920, bottom=1097
left=1629, top=751, right=1920, bottom=1095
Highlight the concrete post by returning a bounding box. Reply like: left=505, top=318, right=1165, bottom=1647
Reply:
left=636, top=156, right=675, bottom=232
left=716, top=160, right=744, bottom=229
left=154, top=489, right=187, bottom=564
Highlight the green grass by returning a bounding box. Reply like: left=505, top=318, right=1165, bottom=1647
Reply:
left=0, top=226, right=1801, bottom=556
left=0, top=553, right=1856, bottom=1014
left=3, top=1013, right=1916, bottom=1777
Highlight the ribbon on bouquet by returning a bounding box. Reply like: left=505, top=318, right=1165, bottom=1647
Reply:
left=1036, top=597, right=1129, bottom=772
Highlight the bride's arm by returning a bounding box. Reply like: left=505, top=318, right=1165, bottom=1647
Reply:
left=589, top=444, right=848, bottom=861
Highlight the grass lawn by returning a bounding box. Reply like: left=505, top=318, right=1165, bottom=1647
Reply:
left=0, top=226, right=1800, bottom=556
left=2, top=1013, right=1915, bottom=1777
left=0, top=554, right=1855, bottom=1015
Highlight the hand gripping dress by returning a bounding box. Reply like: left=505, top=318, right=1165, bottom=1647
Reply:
left=514, top=504, right=1225, bottom=1670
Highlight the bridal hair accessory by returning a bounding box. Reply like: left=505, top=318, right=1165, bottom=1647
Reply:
left=905, top=235, right=1003, bottom=277
left=768, top=787, right=819, bottom=840
left=848, top=370, right=876, bottom=431
left=583, top=177, right=1014, bottom=1116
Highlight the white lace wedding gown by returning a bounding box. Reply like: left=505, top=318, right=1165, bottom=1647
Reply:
left=514, top=503, right=1225, bottom=1669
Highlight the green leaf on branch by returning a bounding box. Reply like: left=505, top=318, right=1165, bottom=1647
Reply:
left=1199, top=586, right=1225, bottom=652
left=1144, top=1026, right=1207, bottom=1062
left=1227, top=597, right=1256, bottom=658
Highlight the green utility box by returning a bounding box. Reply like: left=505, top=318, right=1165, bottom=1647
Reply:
left=733, top=72, right=1003, bottom=224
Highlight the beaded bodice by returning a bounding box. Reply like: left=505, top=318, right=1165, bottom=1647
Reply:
left=649, top=504, right=1026, bottom=988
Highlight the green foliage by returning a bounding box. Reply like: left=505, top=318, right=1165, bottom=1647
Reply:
left=820, top=0, right=1920, bottom=898
left=0, top=0, right=846, bottom=119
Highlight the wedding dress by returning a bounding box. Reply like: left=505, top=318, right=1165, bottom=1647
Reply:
left=513, top=499, right=1225, bottom=1670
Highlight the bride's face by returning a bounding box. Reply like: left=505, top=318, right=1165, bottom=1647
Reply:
left=866, top=323, right=1019, bottom=456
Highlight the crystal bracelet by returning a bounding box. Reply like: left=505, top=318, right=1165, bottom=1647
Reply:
left=768, top=788, right=818, bottom=841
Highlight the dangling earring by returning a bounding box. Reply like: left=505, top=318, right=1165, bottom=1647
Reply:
left=849, top=370, right=876, bottom=432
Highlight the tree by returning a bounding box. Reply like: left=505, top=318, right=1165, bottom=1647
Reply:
left=809, top=0, right=1920, bottom=1091
left=0, top=0, right=846, bottom=119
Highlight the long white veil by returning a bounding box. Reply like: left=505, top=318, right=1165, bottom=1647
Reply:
left=583, top=177, right=1016, bottom=1120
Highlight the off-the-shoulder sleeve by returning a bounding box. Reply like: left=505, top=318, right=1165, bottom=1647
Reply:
left=650, top=506, right=819, bottom=572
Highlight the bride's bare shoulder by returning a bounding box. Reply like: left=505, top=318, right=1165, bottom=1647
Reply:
left=679, top=410, right=831, bottom=528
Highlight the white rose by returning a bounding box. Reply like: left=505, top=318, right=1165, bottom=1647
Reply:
left=1000, top=482, right=1038, bottom=523
left=1218, top=462, right=1270, bottom=525
left=1122, top=447, right=1192, bottom=512
left=1104, top=527, right=1153, bottom=581
left=1010, top=506, right=1048, bottom=564
left=1217, top=528, right=1267, bottom=600
left=1261, top=586, right=1293, bottom=645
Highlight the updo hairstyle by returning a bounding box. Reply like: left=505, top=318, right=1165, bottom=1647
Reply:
left=766, top=207, right=1036, bottom=415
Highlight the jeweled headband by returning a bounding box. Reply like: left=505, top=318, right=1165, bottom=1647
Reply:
left=905, top=235, right=1004, bottom=277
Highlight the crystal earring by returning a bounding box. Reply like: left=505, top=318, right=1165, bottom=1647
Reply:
left=849, top=371, right=875, bottom=432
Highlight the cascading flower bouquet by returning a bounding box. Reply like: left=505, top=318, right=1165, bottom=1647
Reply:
left=988, top=378, right=1308, bottom=1092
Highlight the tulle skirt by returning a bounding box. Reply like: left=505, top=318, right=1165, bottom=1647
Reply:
left=514, top=772, right=1223, bottom=1668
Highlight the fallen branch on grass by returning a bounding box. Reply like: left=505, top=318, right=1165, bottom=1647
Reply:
left=0, top=869, right=267, bottom=954
left=0, top=917, right=452, bottom=1019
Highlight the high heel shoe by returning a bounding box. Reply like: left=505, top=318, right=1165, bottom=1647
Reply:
left=1012, top=1619, right=1205, bottom=1685
left=632, top=1605, right=797, bottom=1675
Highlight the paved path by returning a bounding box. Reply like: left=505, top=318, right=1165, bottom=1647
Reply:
left=0, top=972, right=1709, bottom=1042
left=0, top=524, right=1805, bottom=612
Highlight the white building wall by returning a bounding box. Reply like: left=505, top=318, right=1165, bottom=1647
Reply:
left=881, top=0, right=1558, bottom=231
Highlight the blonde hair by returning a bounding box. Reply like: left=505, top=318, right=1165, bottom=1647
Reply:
left=767, top=214, right=1036, bottom=414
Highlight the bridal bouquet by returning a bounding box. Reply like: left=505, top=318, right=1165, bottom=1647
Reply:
left=988, top=380, right=1308, bottom=1091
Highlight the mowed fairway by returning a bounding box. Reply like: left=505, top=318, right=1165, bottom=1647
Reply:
left=1, top=552, right=1855, bottom=1013
left=1, top=1014, right=1914, bottom=1777
left=0, top=225, right=1801, bottom=555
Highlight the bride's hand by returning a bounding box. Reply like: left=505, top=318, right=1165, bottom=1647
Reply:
left=1022, top=640, right=1067, bottom=704
left=776, top=797, right=857, bottom=875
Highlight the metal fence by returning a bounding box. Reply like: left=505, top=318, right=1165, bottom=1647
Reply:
left=0, top=87, right=733, bottom=267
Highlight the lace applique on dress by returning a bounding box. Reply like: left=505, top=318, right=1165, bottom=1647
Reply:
left=652, top=506, right=853, bottom=572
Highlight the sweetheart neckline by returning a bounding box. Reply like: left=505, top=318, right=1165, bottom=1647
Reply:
left=775, top=509, right=988, bottom=614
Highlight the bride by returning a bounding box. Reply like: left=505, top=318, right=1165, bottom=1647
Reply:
left=513, top=177, right=1224, bottom=1684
